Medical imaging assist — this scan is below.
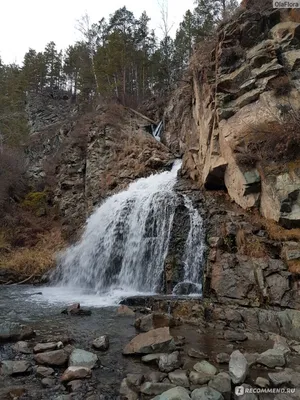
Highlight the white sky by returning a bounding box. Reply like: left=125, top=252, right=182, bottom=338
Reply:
left=0, top=0, right=195, bottom=65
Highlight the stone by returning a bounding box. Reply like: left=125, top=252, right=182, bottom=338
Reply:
left=126, top=373, right=144, bottom=388
left=191, top=387, right=224, bottom=400
left=0, top=321, right=35, bottom=342
left=134, top=313, right=174, bottom=332
left=168, top=370, right=189, bottom=387
left=208, top=237, right=223, bottom=248
left=189, top=371, right=211, bottom=385
left=0, top=360, right=31, bottom=376
left=209, top=372, right=231, bottom=394
left=34, top=349, right=68, bottom=366
left=172, top=282, right=201, bottom=295
left=244, top=353, right=259, bottom=367
left=229, top=350, right=248, bottom=384
left=13, top=341, right=31, bottom=354
left=255, top=377, right=269, bottom=388
left=151, top=386, right=191, bottom=400
left=140, top=382, right=176, bottom=395
left=123, top=327, right=175, bottom=355
left=142, top=353, right=164, bottom=363
left=34, top=342, right=58, bottom=353
left=92, top=335, right=109, bottom=351
left=216, top=353, right=230, bottom=363
left=188, top=348, right=208, bottom=359
left=224, top=331, right=247, bottom=342
left=41, top=378, right=56, bottom=387
left=117, top=305, right=135, bottom=316
left=268, top=368, right=294, bottom=386
left=119, top=378, right=138, bottom=400
left=257, top=349, right=286, bottom=368
left=69, top=349, right=98, bottom=369
left=145, top=371, right=167, bottom=383
left=67, top=380, right=83, bottom=392
left=36, top=366, right=55, bottom=377
left=158, top=351, right=182, bottom=373
left=61, top=366, right=92, bottom=382
left=193, top=360, right=217, bottom=376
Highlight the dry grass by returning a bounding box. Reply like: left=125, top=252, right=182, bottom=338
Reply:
left=263, top=219, right=300, bottom=242
left=287, top=260, right=300, bottom=275
left=236, top=229, right=268, bottom=258
left=0, top=227, right=65, bottom=277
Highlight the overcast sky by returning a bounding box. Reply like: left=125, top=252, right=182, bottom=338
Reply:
left=0, top=0, right=195, bottom=65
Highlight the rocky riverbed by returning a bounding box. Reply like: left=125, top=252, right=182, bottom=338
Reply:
left=1, top=286, right=300, bottom=399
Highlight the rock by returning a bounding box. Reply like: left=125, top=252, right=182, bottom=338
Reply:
left=216, top=353, right=230, bottom=364
left=193, top=360, right=217, bottom=376
left=0, top=360, right=31, bottom=376
left=61, top=366, right=91, bottom=382
left=92, top=335, right=109, bottom=351
left=151, top=386, right=191, bottom=400
left=0, top=321, right=35, bottom=342
left=123, top=327, right=175, bottom=355
left=34, top=349, right=68, bottom=366
left=13, top=341, right=31, bottom=354
left=168, top=370, right=189, bottom=387
left=126, top=373, right=144, bottom=388
left=191, top=387, right=224, bottom=400
left=134, top=313, right=174, bottom=332
left=140, top=382, right=176, bottom=395
left=34, top=342, right=58, bottom=353
left=117, top=305, right=135, bottom=316
left=257, top=349, right=286, bottom=368
left=244, top=353, right=259, bottom=367
left=142, top=353, right=164, bottom=363
left=209, top=372, right=231, bottom=395
left=272, top=335, right=291, bottom=356
left=172, top=282, right=201, bottom=295
left=189, top=371, right=211, bottom=385
left=0, top=386, right=26, bottom=399
left=208, top=237, right=223, bottom=248
left=145, top=371, right=167, bottom=383
left=119, top=378, right=138, bottom=400
left=69, top=349, right=98, bottom=369
left=41, top=378, right=56, bottom=387
left=188, top=348, right=208, bottom=359
left=67, top=380, right=83, bottom=392
left=268, top=368, right=295, bottom=386
left=224, top=331, right=247, bottom=342
left=255, top=377, right=269, bottom=388
left=158, top=351, right=182, bottom=373
left=61, top=303, right=80, bottom=314
left=36, top=366, right=55, bottom=377
left=229, top=350, right=248, bottom=384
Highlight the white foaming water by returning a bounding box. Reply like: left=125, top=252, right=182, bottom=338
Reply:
left=38, top=160, right=205, bottom=307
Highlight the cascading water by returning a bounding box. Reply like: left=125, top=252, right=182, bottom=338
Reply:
left=47, top=160, right=205, bottom=305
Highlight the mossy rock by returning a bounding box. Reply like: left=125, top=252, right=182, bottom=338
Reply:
left=22, top=191, right=48, bottom=216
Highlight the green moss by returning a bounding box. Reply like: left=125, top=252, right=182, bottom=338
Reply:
left=22, top=191, right=48, bottom=216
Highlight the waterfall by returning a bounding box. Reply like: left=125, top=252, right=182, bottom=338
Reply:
left=50, top=160, right=205, bottom=304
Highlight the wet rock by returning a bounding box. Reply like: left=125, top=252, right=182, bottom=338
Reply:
left=13, top=341, right=31, bottom=354
left=34, top=349, right=68, bottom=366
left=172, top=282, right=201, bottom=295
left=142, top=353, right=164, bottom=363
left=34, top=342, right=58, bottom=353
left=224, top=331, right=247, bottom=342
left=0, top=321, right=35, bottom=342
left=117, top=305, right=135, bottom=316
left=123, top=327, right=175, bottom=355
left=255, top=377, right=269, bottom=388
left=193, top=360, right=217, bottom=376
left=216, top=353, right=230, bottom=364
left=145, top=371, right=167, bottom=383
left=152, top=386, right=191, bottom=400
left=191, top=387, right=224, bottom=400
left=41, top=377, right=56, bottom=387
left=189, top=371, right=211, bottom=385
left=209, top=372, right=231, bottom=395
left=229, top=350, right=248, bottom=384
left=0, top=360, right=31, bottom=376
left=61, top=366, right=91, bottom=382
left=168, top=370, right=189, bottom=387
left=92, top=335, right=109, bottom=351
left=134, top=313, right=174, bottom=332
left=67, top=379, right=83, bottom=392
left=188, top=348, right=208, bottom=359
left=257, top=349, right=286, bottom=368
left=158, top=351, right=182, bottom=373
left=36, top=366, right=55, bottom=377
left=140, top=382, right=176, bottom=395
left=69, top=349, right=98, bottom=369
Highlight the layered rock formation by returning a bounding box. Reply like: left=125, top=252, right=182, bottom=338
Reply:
left=163, top=5, right=300, bottom=228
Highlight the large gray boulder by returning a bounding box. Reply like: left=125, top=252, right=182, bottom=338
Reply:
left=193, top=361, right=217, bottom=376
left=1, top=360, right=31, bottom=376
left=257, top=349, right=286, bottom=368
left=69, top=349, right=98, bottom=369
left=168, top=370, right=189, bottom=387
left=158, top=351, right=182, bottom=373
left=229, top=350, right=248, bottom=384
left=34, top=349, right=68, bottom=367
left=209, top=372, right=231, bottom=395
left=123, top=327, right=175, bottom=355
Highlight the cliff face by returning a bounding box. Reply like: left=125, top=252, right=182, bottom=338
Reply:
left=164, top=6, right=300, bottom=229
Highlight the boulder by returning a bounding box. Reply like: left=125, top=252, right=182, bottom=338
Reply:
left=69, top=349, right=98, bottom=369
left=142, top=353, right=164, bottom=363
left=158, top=351, right=182, bottom=373
left=126, top=373, right=144, bottom=389
left=193, top=360, right=217, bottom=376
left=92, top=335, right=109, bottom=351
left=34, top=349, right=68, bottom=366
left=189, top=371, right=211, bottom=385
left=151, top=386, right=191, bottom=400
left=123, top=327, right=175, bottom=355
left=141, top=382, right=176, bottom=395
left=34, top=342, right=58, bottom=353
left=257, top=349, right=286, bottom=368
left=0, top=322, right=35, bottom=342
left=13, top=341, right=31, bottom=354
left=209, top=372, right=231, bottom=395
left=61, top=366, right=91, bottom=382
left=191, top=387, right=224, bottom=400
left=145, top=371, right=167, bottom=383
left=117, top=305, right=135, bottom=316
left=119, top=378, right=138, bottom=400
left=134, top=313, right=174, bottom=332
left=229, top=350, right=248, bottom=384
left=36, top=366, right=55, bottom=377
left=168, top=370, right=189, bottom=387
left=1, top=360, right=31, bottom=376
